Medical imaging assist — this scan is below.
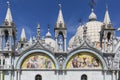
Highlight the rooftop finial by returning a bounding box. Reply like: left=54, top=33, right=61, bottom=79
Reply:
left=48, top=24, right=50, bottom=32
left=58, top=4, right=62, bottom=9
left=106, top=4, right=108, bottom=11
left=4, top=0, right=13, bottom=26
left=7, top=1, right=10, bottom=8
left=89, top=0, right=96, bottom=9
left=46, top=24, right=52, bottom=38
left=56, top=3, right=64, bottom=24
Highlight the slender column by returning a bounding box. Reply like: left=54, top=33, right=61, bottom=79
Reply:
left=112, top=71, right=115, bottom=80
left=9, top=53, right=12, bottom=69
left=0, top=54, right=4, bottom=80
left=116, top=71, right=118, bottom=80
left=64, top=38, right=66, bottom=52
left=55, top=38, right=58, bottom=52
left=119, top=71, right=120, bottom=80
left=8, top=53, right=12, bottom=80
left=9, top=35, right=12, bottom=51
left=0, top=35, right=3, bottom=51
left=57, top=71, right=59, bottom=80
left=103, top=71, right=106, bottom=80
left=0, top=71, right=3, bottom=80
left=0, top=71, right=2, bottom=80
left=62, top=71, right=65, bottom=80
left=16, top=71, right=18, bottom=80
left=1, top=55, right=4, bottom=67
left=104, top=37, right=107, bottom=52
left=18, top=71, right=20, bottom=80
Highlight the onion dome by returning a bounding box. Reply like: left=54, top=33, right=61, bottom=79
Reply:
left=89, top=9, right=97, bottom=21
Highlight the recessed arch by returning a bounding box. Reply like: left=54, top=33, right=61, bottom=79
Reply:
left=63, top=49, right=107, bottom=69
left=35, top=74, right=42, bottom=80
left=81, top=74, right=87, bottom=80
left=16, top=49, right=59, bottom=69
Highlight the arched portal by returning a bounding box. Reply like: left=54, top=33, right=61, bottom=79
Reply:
left=81, top=74, right=87, bottom=80
left=35, top=74, right=42, bottom=80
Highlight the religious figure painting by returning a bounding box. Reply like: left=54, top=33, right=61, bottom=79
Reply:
left=66, top=53, right=102, bottom=69
left=21, top=53, right=55, bottom=69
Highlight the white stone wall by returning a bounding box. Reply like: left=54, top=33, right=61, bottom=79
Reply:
left=20, top=71, right=57, bottom=80
left=3, top=70, right=114, bottom=80
left=65, top=71, right=103, bottom=80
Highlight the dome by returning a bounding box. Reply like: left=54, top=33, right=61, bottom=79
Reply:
left=68, top=36, right=75, bottom=47
left=45, top=37, right=58, bottom=49
left=46, top=31, right=52, bottom=38
left=76, top=21, right=103, bottom=42
left=89, top=9, right=97, bottom=21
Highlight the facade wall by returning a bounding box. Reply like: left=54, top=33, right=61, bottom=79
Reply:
left=20, top=71, right=57, bottom=80
left=65, top=71, right=103, bottom=80
left=3, top=70, right=114, bottom=80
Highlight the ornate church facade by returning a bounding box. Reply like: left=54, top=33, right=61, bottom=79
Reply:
left=0, top=1, right=120, bottom=80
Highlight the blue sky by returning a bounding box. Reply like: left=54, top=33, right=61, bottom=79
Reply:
left=0, top=0, right=120, bottom=43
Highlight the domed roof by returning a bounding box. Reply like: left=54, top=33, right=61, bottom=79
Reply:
left=89, top=9, right=97, bottom=21
left=45, top=37, right=58, bottom=49
left=76, top=21, right=103, bottom=42
left=68, top=36, right=75, bottom=47
left=45, top=26, right=52, bottom=38
left=46, top=31, right=52, bottom=38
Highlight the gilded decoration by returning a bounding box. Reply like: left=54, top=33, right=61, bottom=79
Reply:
left=21, top=53, right=55, bottom=69
left=66, top=52, right=102, bottom=69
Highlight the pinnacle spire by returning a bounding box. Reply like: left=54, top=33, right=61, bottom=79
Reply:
left=104, top=5, right=111, bottom=25
left=5, top=1, right=13, bottom=26
left=29, top=36, right=33, bottom=45
left=57, top=4, right=64, bottom=23
left=20, top=28, right=27, bottom=41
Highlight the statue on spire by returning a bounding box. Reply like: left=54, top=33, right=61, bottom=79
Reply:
left=36, top=24, right=40, bottom=40
left=89, top=0, right=96, bottom=9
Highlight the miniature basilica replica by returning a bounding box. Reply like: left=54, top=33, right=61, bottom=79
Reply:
left=0, top=1, right=120, bottom=80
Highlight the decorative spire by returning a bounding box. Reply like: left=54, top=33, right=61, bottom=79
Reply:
left=57, top=4, right=64, bottom=23
left=104, top=5, right=111, bottom=25
left=36, top=23, right=40, bottom=40
left=89, top=8, right=97, bottom=21
left=20, top=28, right=27, bottom=41
left=5, top=1, right=13, bottom=26
left=46, top=24, right=52, bottom=38
left=29, top=36, right=33, bottom=45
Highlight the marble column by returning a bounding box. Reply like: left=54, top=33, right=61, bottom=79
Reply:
left=64, top=38, right=66, bottom=52
left=0, top=35, right=2, bottom=51
left=9, top=35, right=12, bottom=51
left=112, top=71, right=115, bottom=80
left=103, top=71, right=106, bottom=80
left=104, top=38, right=107, bottom=52
left=55, top=38, right=58, bottom=52
left=18, top=70, right=21, bottom=80
left=0, top=71, right=3, bottom=80
left=0, top=54, right=4, bottom=80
